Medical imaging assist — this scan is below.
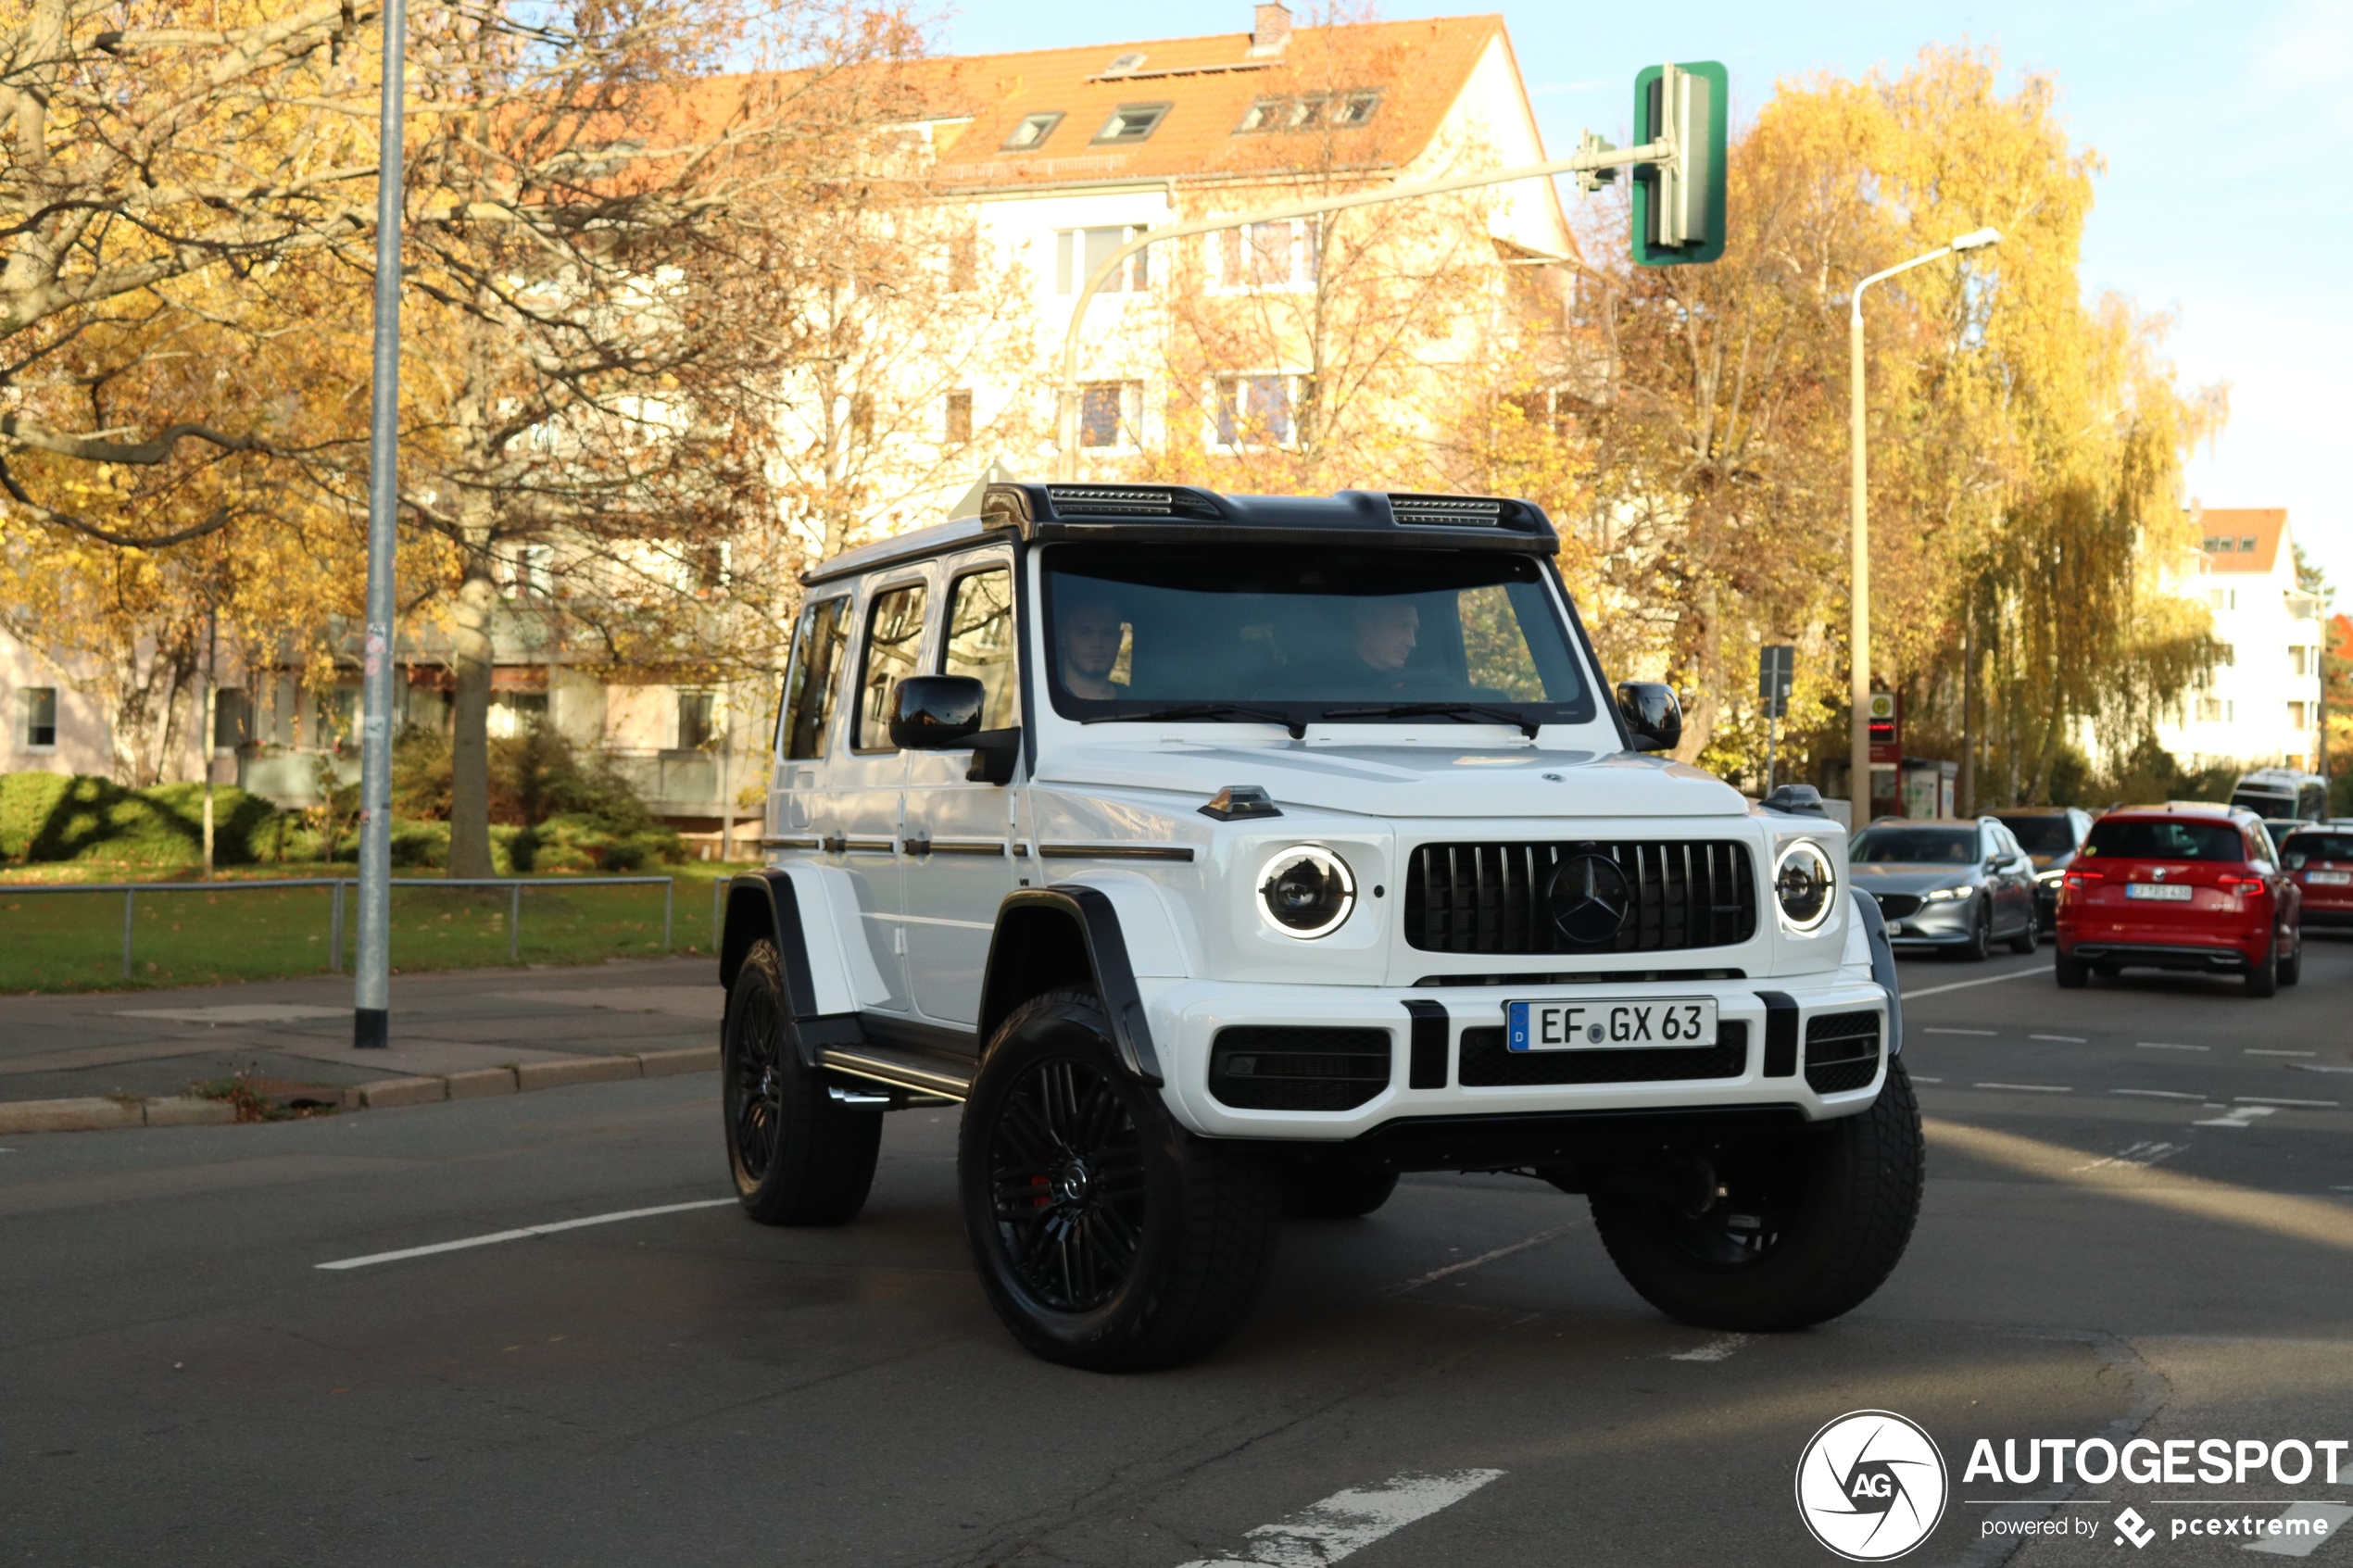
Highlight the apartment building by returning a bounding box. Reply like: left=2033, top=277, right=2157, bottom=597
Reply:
left=2154, top=508, right=2326, bottom=771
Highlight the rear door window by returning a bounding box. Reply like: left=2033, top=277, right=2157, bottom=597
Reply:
left=855, top=582, right=929, bottom=752
left=2081, top=819, right=2244, bottom=862
left=780, top=596, right=850, bottom=760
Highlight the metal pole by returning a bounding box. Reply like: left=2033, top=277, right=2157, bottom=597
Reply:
left=662, top=879, right=673, bottom=953
left=1765, top=713, right=1778, bottom=797
left=1052, top=136, right=1675, bottom=480
left=121, top=889, right=133, bottom=980
left=711, top=875, right=724, bottom=947
left=330, top=880, right=346, bottom=973
left=354, top=0, right=408, bottom=1049
left=510, top=880, right=521, bottom=964
left=200, top=608, right=216, bottom=878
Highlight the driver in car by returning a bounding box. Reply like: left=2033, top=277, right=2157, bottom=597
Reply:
left=1352, top=599, right=1421, bottom=693
left=1057, top=592, right=1127, bottom=701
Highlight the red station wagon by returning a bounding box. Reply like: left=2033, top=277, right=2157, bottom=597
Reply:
left=2280, top=825, right=2353, bottom=930
left=2055, top=804, right=2301, bottom=996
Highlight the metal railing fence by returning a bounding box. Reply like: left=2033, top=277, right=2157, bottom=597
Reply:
left=1, top=875, right=675, bottom=979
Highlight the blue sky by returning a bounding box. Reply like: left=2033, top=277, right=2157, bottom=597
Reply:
left=940, top=0, right=2353, bottom=596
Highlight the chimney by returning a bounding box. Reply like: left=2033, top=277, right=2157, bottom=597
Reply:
left=1249, top=2, right=1291, bottom=57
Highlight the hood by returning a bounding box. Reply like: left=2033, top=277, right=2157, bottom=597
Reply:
left=1850, top=863, right=1981, bottom=894
left=1032, top=741, right=1752, bottom=820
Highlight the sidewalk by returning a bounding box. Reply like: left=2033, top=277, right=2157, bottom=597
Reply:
left=0, top=956, right=723, bottom=1107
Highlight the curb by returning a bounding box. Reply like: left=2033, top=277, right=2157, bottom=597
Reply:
left=0, top=1046, right=720, bottom=1135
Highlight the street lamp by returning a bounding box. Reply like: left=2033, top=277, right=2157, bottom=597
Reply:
left=1848, top=226, right=1999, bottom=823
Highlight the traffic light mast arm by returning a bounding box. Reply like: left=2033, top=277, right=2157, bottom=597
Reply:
left=1053, top=135, right=1677, bottom=480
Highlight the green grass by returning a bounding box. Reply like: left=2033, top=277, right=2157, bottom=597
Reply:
left=0, top=861, right=755, bottom=993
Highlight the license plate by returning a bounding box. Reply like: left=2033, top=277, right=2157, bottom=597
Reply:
left=2309, top=871, right=2351, bottom=885
left=1507, top=997, right=1718, bottom=1051
left=2125, top=883, right=2194, bottom=902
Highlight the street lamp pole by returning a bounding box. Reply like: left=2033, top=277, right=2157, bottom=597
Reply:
left=1052, top=136, right=1680, bottom=481
left=1847, top=228, right=1999, bottom=822
left=353, top=0, right=409, bottom=1049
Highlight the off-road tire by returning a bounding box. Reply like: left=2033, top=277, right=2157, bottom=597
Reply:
left=959, top=987, right=1277, bottom=1373
left=2246, top=939, right=2279, bottom=998
left=2054, top=947, right=2089, bottom=988
left=1591, top=1060, right=1924, bottom=1333
left=1284, top=1161, right=1400, bottom=1220
left=724, top=940, right=882, bottom=1225
left=2007, top=909, right=2040, bottom=956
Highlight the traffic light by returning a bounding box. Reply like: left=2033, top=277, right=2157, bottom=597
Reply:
left=1631, top=61, right=1728, bottom=266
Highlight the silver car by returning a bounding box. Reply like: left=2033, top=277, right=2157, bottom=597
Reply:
left=1849, top=818, right=2040, bottom=960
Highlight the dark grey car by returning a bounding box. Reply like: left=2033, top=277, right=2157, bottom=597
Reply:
left=1849, top=818, right=2040, bottom=960
left=1993, top=807, right=2094, bottom=926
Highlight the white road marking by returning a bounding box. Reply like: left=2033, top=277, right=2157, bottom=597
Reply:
left=2292, top=1063, right=2353, bottom=1075
left=1382, top=1228, right=1575, bottom=1297
left=2032, top=1034, right=2088, bottom=1043
left=2246, top=1049, right=2317, bottom=1058
left=2074, top=1141, right=2184, bottom=1172
left=2235, top=1097, right=2339, bottom=1109
left=1926, top=1027, right=1998, bottom=1036
left=1668, top=1333, right=1753, bottom=1362
left=1975, top=1082, right=2071, bottom=1093
left=2114, top=1089, right=2205, bottom=1100
left=2244, top=1500, right=2353, bottom=1557
left=1910, top=1075, right=1945, bottom=1083
left=1176, top=1469, right=1505, bottom=1568
left=116, top=1003, right=350, bottom=1025
left=2195, top=1106, right=2280, bottom=1129
left=2138, top=1041, right=2211, bottom=1052
left=1899, top=966, right=2046, bottom=1000
left=316, top=1198, right=737, bottom=1271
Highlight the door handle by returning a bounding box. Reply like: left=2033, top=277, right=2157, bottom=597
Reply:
left=821, top=831, right=847, bottom=854
left=901, top=833, right=932, bottom=858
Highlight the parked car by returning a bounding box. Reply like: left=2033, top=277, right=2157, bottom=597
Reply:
left=723, top=481, right=1917, bottom=1371
left=1849, top=818, right=2040, bottom=960
left=2055, top=803, right=2301, bottom=994
left=1992, top=806, right=2094, bottom=926
left=2278, top=825, right=2353, bottom=931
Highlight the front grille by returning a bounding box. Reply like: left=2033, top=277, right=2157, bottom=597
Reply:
left=1404, top=840, right=1757, bottom=954
left=1870, top=893, right=1922, bottom=921
left=1805, top=1010, right=1881, bottom=1094
left=1210, top=1026, right=1392, bottom=1110
left=1457, top=1022, right=1750, bottom=1086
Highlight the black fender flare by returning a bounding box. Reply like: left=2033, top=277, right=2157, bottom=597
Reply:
left=977, top=885, right=1164, bottom=1086
left=719, top=870, right=862, bottom=1064
left=1849, top=888, right=1904, bottom=1056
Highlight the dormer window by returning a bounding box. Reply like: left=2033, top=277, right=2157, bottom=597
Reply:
left=1002, top=111, right=1063, bottom=151
left=1233, top=90, right=1383, bottom=135
left=1102, top=52, right=1147, bottom=76
left=1331, top=90, right=1382, bottom=127
left=1093, top=102, right=1171, bottom=144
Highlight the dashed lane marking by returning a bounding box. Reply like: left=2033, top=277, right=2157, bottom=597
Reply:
left=2032, top=1035, right=2088, bottom=1043
left=2138, top=1042, right=2210, bottom=1052
left=1926, top=1027, right=1998, bottom=1036
left=316, top=1198, right=737, bottom=1271
left=2235, top=1096, right=2340, bottom=1109
left=2293, top=1063, right=2353, bottom=1075
left=1975, top=1082, right=2071, bottom=1093
left=2246, top=1049, right=2317, bottom=1058
left=1382, top=1228, right=1577, bottom=1298
left=2114, top=1089, right=2204, bottom=1100
left=1911, top=1075, right=1945, bottom=1083
left=1175, top=1469, right=1506, bottom=1568
left=1668, top=1333, right=1753, bottom=1362
left=1899, top=966, right=2047, bottom=1000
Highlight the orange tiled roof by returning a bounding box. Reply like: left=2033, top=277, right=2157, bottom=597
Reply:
left=2199, top=508, right=2287, bottom=573
left=892, top=15, right=1512, bottom=189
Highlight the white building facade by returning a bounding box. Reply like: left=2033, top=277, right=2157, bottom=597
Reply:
left=2155, top=508, right=2326, bottom=772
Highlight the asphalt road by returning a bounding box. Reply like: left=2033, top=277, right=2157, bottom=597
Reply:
left=5, top=942, right=2351, bottom=1567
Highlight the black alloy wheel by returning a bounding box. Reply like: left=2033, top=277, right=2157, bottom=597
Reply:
left=723, top=939, right=881, bottom=1225
left=986, top=1053, right=1148, bottom=1313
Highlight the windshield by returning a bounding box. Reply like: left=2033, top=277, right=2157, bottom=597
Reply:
left=2284, top=833, right=2353, bottom=867
left=2082, top=818, right=2244, bottom=862
left=1849, top=826, right=1980, bottom=864
left=1994, top=814, right=2079, bottom=855
left=1039, top=545, right=1594, bottom=726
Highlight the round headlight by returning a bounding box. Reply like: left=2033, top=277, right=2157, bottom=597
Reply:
left=1774, top=840, right=1835, bottom=932
left=1258, top=846, right=1355, bottom=938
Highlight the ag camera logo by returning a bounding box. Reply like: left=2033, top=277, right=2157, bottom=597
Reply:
left=1796, top=1410, right=1949, bottom=1561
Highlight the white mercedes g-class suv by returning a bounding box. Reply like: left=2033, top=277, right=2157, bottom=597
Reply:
left=719, top=483, right=1919, bottom=1372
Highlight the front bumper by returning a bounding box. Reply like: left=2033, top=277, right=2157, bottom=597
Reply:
left=1885, top=895, right=1980, bottom=948
left=1146, top=972, right=1892, bottom=1143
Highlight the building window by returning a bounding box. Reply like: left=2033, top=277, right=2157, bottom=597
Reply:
left=213, top=689, right=250, bottom=750
left=1002, top=111, right=1063, bottom=151
left=945, top=389, right=973, bottom=445
left=2292, top=646, right=2311, bottom=676
left=503, top=543, right=554, bottom=599
left=947, top=227, right=978, bottom=291
left=1101, top=52, right=1147, bottom=76
left=1209, top=219, right=1315, bottom=291
left=488, top=692, right=547, bottom=739
left=20, top=686, right=57, bottom=749
left=2291, top=701, right=2311, bottom=731
left=1213, top=375, right=1311, bottom=449
left=1055, top=226, right=1149, bottom=294
left=2217, top=642, right=2235, bottom=665
left=676, top=691, right=715, bottom=751
left=1233, top=90, right=1381, bottom=133
left=2241, top=535, right=2257, bottom=551
left=1078, top=382, right=1141, bottom=448
left=1091, top=102, right=1171, bottom=144
left=2196, top=696, right=2223, bottom=723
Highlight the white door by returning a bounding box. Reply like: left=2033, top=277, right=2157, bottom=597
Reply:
left=824, top=573, right=930, bottom=1013
left=903, top=558, right=1021, bottom=1026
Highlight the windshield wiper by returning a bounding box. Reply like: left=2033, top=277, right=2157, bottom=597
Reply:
left=1318, top=702, right=1542, bottom=738
left=1088, top=703, right=1306, bottom=739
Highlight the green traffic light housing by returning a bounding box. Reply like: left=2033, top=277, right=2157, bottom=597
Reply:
left=1630, top=61, right=1728, bottom=266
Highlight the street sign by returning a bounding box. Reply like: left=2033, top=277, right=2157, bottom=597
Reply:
left=1868, top=691, right=1901, bottom=765
left=1631, top=61, right=1728, bottom=266
left=1758, top=645, right=1794, bottom=719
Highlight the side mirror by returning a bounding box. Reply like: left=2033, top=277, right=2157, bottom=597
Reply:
left=1616, top=682, right=1681, bottom=753
left=889, top=675, right=986, bottom=749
